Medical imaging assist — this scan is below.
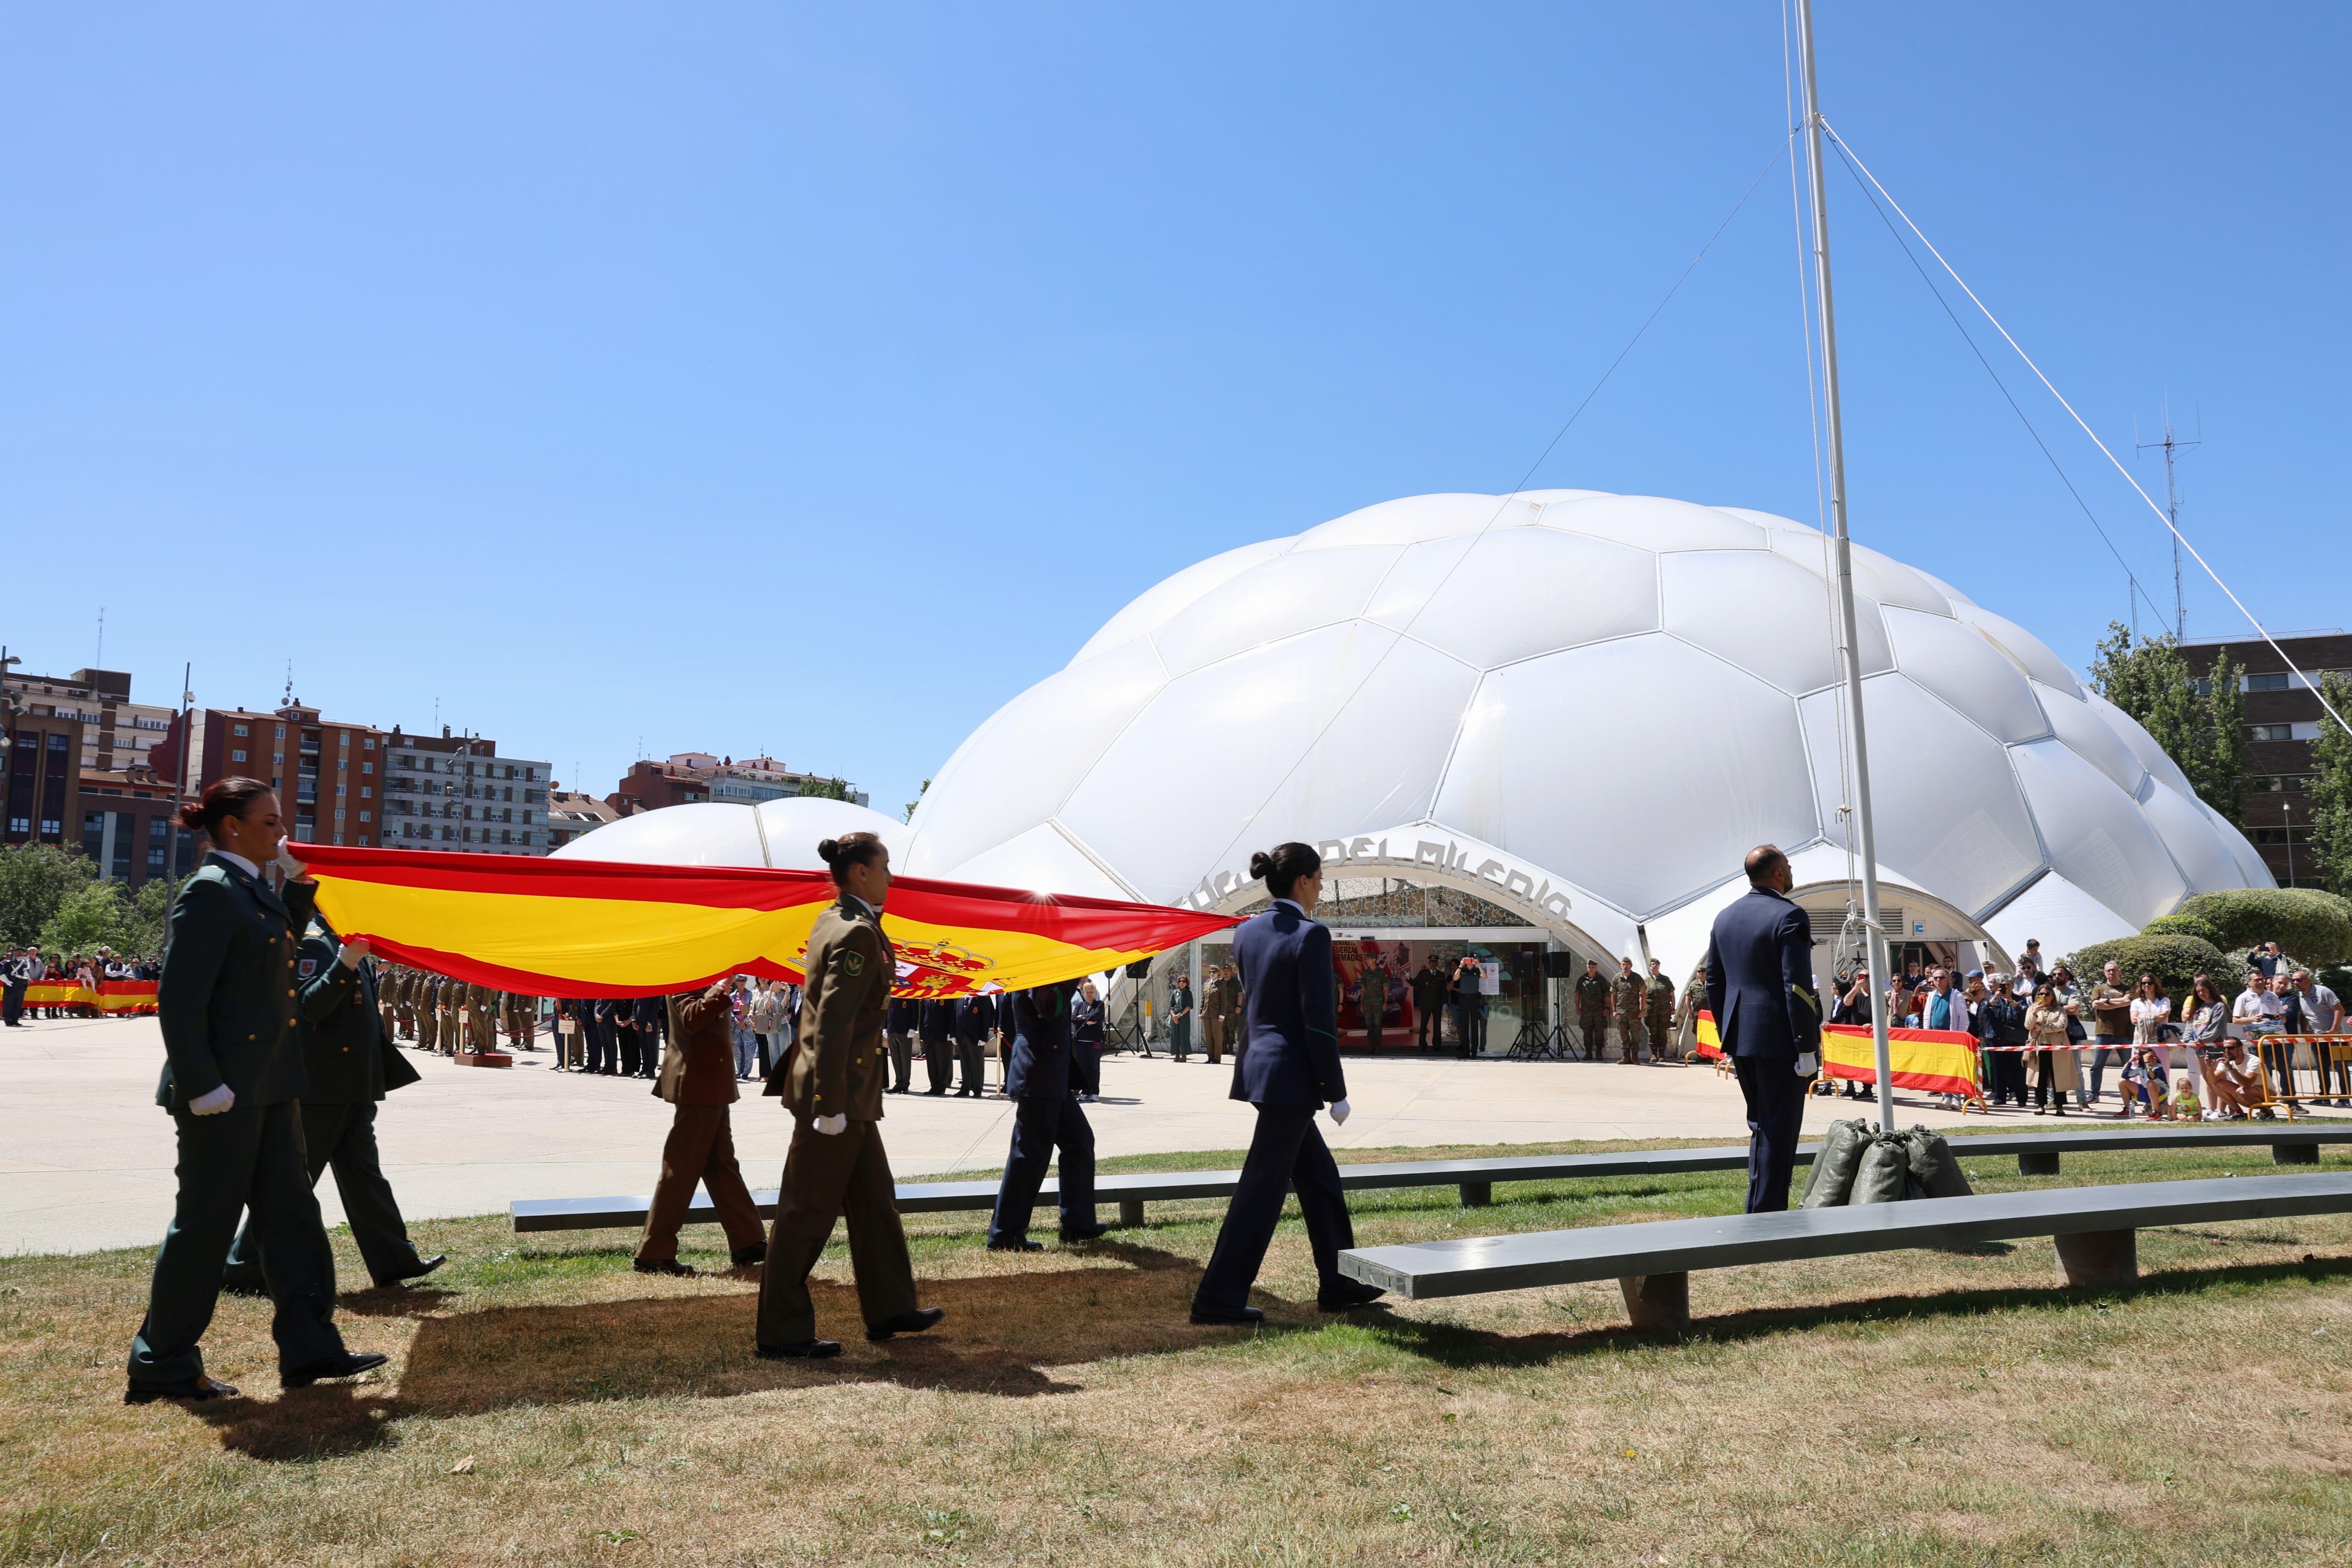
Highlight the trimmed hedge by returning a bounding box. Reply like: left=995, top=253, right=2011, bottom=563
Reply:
left=2140, top=911, right=2223, bottom=947
left=2062, top=933, right=2239, bottom=1008
left=2173, top=888, right=2352, bottom=966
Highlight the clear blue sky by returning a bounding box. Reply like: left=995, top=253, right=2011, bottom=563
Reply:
left=5, top=3, right=2344, bottom=817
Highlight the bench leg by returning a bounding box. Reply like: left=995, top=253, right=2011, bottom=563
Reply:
left=2018, top=1150, right=2061, bottom=1176
left=1459, top=1182, right=1493, bottom=1207
left=2274, top=1142, right=2320, bottom=1166
left=2053, top=1228, right=2137, bottom=1288
left=1119, top=1199, right=1146, bottom=1228
left=1618, top=1273, right=1690, bottom=1333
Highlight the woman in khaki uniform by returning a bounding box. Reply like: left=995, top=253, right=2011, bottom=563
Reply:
left=754, top=833, right=943, bottom=1360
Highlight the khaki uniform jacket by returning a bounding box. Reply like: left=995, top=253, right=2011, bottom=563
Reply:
left=784, top=897, right=893, bottom=1122
left=1612, top=970, right=1648, bottom=1024
left=656, top=984, right=740, bottom=1106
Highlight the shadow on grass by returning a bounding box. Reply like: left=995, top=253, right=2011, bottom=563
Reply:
left=1357, top=1253, right=2352, bottom=1370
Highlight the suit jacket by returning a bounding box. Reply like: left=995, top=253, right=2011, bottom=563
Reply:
left=155, top=855, right=317, bottom=1111
left=954, top=994, right=996, bottom=1045
left=1005, top=984, right=1071, bottom=1100
left=917, top=999, right=954, bottom=1046
left=628, top=995, right=664, bottom=1036
left=886, top=998, right=917, bottom=1036
left=656, top=984, right=740, bottom=1105
left=782, top=896, right=893, bottom=1121
left=592, top=997, right=620, bottom=1026
left=1231, top=901, right=1345, bottom=1109
left=1702, top=886, right=1820, bottom=1060
left=294, top=920, right=421, bottom=1104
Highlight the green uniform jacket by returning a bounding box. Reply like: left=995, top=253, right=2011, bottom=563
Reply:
left=1574, top=972, right=1612, bottom=1017
left=1612, top=970, right=1648, bottom=1022
left=154, top=856, right=317, bottom=1111
left=783, top=896, right=893, bottom=1122
left=1645, top=974, right=1679, bottom=1026
left=295, top=923, right=421, bottom=1104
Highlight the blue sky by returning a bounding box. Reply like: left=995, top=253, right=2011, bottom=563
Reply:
left=5, top=3, right=2345, bottom=816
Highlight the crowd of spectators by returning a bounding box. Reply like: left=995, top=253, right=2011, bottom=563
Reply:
left=1, top=945, right=158, bottom=1023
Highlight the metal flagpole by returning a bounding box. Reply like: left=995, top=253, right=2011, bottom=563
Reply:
left=1794, top=0, right=1895, bottom=1130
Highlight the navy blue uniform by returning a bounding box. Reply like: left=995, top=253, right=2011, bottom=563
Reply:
left=916, top=1000, right=954, bottom=1093
left=1702, top=884, right=1821, bottom=1213
left=1193, top=901, right=1357, bottom=1313
left=954, top=995, right=995, bottom=1094
left=987, top=984, right=1098, bottom=1245
left=628, top=995, right=665, bottom=1078
left=885, top=997, right=917, bottom=1093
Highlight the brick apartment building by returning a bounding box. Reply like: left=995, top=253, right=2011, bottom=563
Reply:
left=3, top=694, right=84, bottom=850
left=606, top=754, right=865, bottom=816
left=2183, top=628, right=2352, bottom=888
left=149, top=701, right=389, bottom=848
left=78, top=764, right=198, bottom=889
left=3, top=666, right=178, bottom=775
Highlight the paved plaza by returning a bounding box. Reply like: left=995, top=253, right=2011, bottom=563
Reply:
left=12, top=1014, right=2034, bottom=1256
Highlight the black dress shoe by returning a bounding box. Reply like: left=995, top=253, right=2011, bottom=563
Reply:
left=633, top=1257, right=695, bottom=1277
left=124, top=1374, right=239, bottom=1404
left=925, top=1088, right=947, bottom=1096
left=379, top=1254, right=446, bottom=1288
left=1059, top=1222, right=1110, bottom=1243
left=986, top=1238, right=1043, bottom=1252
left=281, top=1350, right=389, bottom=1389
left=732, top=1245, right=766, bottom=1267
left=1189, top=1304, right=1265, bottom=1326
left=757, top=1339, right=842, bottom=1360
left=1317, top=1280, right=1386, bottom=1311
left=867, top=1306, right=945, bottom=1342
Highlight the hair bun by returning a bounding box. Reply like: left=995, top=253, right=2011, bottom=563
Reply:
left=1247, top=850, right=1274, bottom=880
left=175, top=802, right=207, bottom=830
left=816, top=838, right=841, bottom=865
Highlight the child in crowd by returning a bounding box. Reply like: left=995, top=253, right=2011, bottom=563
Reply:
left=2117, top=1046, right=2167, bottom=1120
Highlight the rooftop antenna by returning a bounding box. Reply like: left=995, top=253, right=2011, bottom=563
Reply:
left=1796, top=0, right=1896, bottom=1130
left=95, top=607, right=105, bottom=669
left=2136, top=396, right=2199, bottom=639
left=283, top=661, right=294, bottom=708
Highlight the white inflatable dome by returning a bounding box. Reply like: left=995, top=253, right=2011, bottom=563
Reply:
left=550, top=796, right=907, bottom=870
left=902, top=490, right=2269, bottom=971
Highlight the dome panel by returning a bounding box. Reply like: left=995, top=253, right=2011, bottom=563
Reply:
left=2199, top=796, right=2276, bottom=888
left=2009, top=738, right=2186, bottom=928
left=1291, top=492, right=1524, bottom=549
left=1434, top=635, right=1819, bottom=916
left=935, top=822, right=1135, bottom=901
left=1057, top=622, right=1452, bottom=905
left=2133, top=775, right=2247, bottom=897
left=1070, top=537, right=1292, bottom=666
left=1956, top=604, right=2083, bottom=699
left=2036, top=683, right=2147, bottom=797
left=2086, top=690, right=2201, bottom=800
left=549, top=801, right=767, bottom=868
left=1152, top=544, right=1402, bottom=677
left=752, top=798, right=912, bottom=871
left=1398, top=528, right=1657, bottom=669
left=905, top=635, right=1168, bottom=875
left=1663, top=549, right=1889, bottom=694
left=1848, top=541, right=1957, bottom=615
left=1537, top=493, right=1769, bottom=553
left=1798, top=675, right=2044, bottom=919
left=1883, top=606, right=2054, bottom=743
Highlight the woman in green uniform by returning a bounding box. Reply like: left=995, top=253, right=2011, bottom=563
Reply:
left=124, top=778, right=384, bottom=1403
left=755, top=832, right=944, bottom=1359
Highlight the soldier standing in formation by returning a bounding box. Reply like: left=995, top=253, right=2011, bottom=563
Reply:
left=954, top=994, right=995, bottom=1096
left=376, top=969, right=399, bottom=1045
left=437, top=974, right=462, bottom=1056
left=755, top=832, right=941, bottom=1360
left=1200, top=963, right=1230, bottom=1065
left=635, top=981, right=766, bottom=1277
left=414, top=972, right=439, bottom=1053
left=1412, top=956, right=1447, bottom=1052
left=1573, top=959, right=1612, bottom=1061
left=884, top=996, right=916, bottom=1094
left=629, top=994, right=665, bottom=1078
left=1612, top=957, right=1648, bottom=1064
left=1645, top=958, right=1679, bottom=1063
left=1681, top=965, right=1710, bottom=1057
left=918, top=998, right=953, bottom=1094
left=1359, top=950, right=1388, bottom=1053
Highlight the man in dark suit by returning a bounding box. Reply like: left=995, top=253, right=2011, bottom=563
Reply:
left=588, top=996, right=619, bottom=1074
left=630, top=993, right=665, bottom=1078
left=222, top=915, right=445, bottom=1292
left=884, top=996, right=916, bottom=1094
left=1193, top=849, right=1383, bottom=1323
left=985, top=982, right=1107, bottom=1250
left=953, top=994, right=995, bottom=1096
left=1702, top=844, right=1821, bottom=1213
left=918, top=998, right=955, bottom=1094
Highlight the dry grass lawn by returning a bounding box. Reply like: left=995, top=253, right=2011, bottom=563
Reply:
left=5, top=1132, right=2352, bottom=1566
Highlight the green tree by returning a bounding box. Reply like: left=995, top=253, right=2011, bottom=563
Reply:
left=122, top=876, right=181, bottom=958
left=0, top=843, right=97, bottom=947
left=800, top=777, right=851, bottom=802
left=2309, top=671, right=2352, bottom=895
left=39, top=879, right=130, bottom=954
left=2086, top=623, right=2246, bottom=818
left=904, top=777, right=931, bottom=823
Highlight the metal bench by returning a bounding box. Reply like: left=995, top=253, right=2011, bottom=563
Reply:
left=507, top=1123, right=2352, bottom=1234
left=1336, top=1172, right=2352, bottom=1332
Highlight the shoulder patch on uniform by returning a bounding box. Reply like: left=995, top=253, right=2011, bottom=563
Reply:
left=298, top=958, right=319, bottom=979
left=841, top=950, right=865, bottom=978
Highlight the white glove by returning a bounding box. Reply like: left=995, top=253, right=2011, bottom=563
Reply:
left=273, top=842, right=309, bottom=880
left=1329, top=1098, right=1351, bottom=1126
left=1795, top=1053, right=1818, bottom=1079
left=814, top=1113, right=847, bottom=1136
left=187, top=1084, right=236, bottom=1116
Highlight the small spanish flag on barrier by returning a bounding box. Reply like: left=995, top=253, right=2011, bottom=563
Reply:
left=292, top=843, right=1238, bottom=999
left=1694, top=1010, right=1979, bottom=1100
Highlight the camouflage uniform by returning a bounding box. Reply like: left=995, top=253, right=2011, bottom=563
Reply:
left=1573, top=967, right=1613, bottom=1061
left=1645, top=965, right=1679, bottom=1061
left=1612, top=962, right=1648, bottom=1063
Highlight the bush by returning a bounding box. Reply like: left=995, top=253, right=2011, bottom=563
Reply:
left=0, top=843, right=96, bottom=947
left=2140, top=911, right=2223, bottom=947
left=2173, top=888, right=2352, bottom=965
left=2063, top=933, right=2238, bottom=1009
left=38, top=879, right=130, bottom=955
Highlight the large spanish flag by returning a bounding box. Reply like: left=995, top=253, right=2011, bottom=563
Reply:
left=1694, top=1011, right=1979, bottom=1101
left=292, top=843, right=1237, bottom=999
